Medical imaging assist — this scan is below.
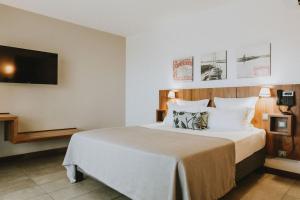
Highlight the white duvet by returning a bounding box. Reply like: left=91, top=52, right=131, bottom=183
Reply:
left=143, top=123, right=266, bottom=163
left=63, top=124, right=265, bottom=200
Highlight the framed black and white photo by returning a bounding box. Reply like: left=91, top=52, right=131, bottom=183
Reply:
left=200, top=51, right=227, bottom=81
left=237, top=43, right=271, bottom=78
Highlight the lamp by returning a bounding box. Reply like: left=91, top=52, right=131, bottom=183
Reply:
left=259, top=87, right=271, bottom=98
left=168, top=91, right=176, bottom=99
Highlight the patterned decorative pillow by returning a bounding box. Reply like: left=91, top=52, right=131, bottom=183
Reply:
left=173, top=111, right=208, bottom=130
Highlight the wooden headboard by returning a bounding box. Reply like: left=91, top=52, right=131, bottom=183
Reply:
left=159, top=84, right=300, bottom=160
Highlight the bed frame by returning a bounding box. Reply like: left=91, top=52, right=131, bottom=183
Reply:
left=236, top=148, right=265, bottom=182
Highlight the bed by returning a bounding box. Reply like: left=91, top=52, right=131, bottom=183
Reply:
left=63, top=123, right=266, bottom=200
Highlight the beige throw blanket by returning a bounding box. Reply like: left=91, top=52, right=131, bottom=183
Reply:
left=64, top=127, right=235, bottom=200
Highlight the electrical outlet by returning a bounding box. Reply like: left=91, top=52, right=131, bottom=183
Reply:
left=278, top=150, right=287, bottom=158
left=262, top=113, right=269, bottom=121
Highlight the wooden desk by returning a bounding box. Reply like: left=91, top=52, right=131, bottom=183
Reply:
left=0, top=114, right=18, bottom=142
left=0, top=113, right=78, bottom=144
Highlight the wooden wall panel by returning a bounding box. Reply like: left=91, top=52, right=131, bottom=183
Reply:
left=191, top=89, right=210, bottom=101
left=159, top=84, right=300, bottom=160
left=159, top=90, right=168, bottom=110
left=177, top=89, right=192, bottom=100
left=210, top=87, right=237, bottom=98
left=237, top=86, right=275, bottom=156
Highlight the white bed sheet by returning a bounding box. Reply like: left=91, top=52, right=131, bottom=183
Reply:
left=143, top=123, right=266, bottom=163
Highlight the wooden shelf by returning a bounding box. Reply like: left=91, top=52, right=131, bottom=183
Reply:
left=15, top=128, right=79, bottom=143
left=0, top=113, right=79, bottom=144
left=269, top=114, right=293, bottom=136
left=0, top=114, right=18, bottom=121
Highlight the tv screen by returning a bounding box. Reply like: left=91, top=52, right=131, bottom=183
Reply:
left=0, top=45, right=58, bottom=85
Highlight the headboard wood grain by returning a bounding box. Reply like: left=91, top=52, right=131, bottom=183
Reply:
left=159, top=84, right=300, bottom=160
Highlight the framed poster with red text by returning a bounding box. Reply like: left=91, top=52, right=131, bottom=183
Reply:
left=173, top=57, right=193, bottom=81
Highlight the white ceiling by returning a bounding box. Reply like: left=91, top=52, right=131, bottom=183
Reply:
left=0, top=0, right=238, bottom=36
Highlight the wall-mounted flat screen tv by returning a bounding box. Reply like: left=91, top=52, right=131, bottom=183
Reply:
left=0, top=45, right=58, bottom=85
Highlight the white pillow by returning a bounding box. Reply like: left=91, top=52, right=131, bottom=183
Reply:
left=176, top=99, right=210, bottom=107
left=214, top=97, right=258, bottom=125
left=207, top=107, right=249, bottom=131
left=163, top=100, right=209, bottom=126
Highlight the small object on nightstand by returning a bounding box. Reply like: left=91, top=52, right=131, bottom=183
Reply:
left=269, top=114, right=293, bottom=136
left=156, top=109, right=167, bottom=122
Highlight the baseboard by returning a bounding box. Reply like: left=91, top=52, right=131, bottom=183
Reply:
left=265, top=167, right=300, bottom=179
left=0, top=147, right=67, bottom=162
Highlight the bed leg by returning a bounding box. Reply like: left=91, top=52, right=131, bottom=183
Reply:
left=75, top=165, right=84, bottom=183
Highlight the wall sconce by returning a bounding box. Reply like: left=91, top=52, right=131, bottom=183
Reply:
left=0, top=60, right=16, bottom=78
left=3, top=64, right=16, bottom=75
left=259, top=87, right=271, bottom=98
left=168, top=91, right=176, bottom=99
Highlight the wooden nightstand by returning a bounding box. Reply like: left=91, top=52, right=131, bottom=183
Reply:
left=156, top=109, right=167, bottom=122
left=268, top=114, right=294, bottom=158
left=268, top=114, right=293, bottom=136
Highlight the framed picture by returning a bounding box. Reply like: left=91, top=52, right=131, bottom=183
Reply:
left=201, top=51, right=227, bottom=81
left=173, top=57, right=193, bottom=81
left=237, top=43, right=271, bottom=78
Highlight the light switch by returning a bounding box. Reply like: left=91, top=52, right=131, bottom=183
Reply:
left=262, top=113, right=269, bottom=121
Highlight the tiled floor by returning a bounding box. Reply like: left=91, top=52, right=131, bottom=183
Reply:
left=0, top=154, right=299, bottom=200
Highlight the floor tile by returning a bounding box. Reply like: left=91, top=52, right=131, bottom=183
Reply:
left=0, top=186, right=46, bottom=200
left=0, top=176, right=29, bottom=188
left=0, top=178, right=36, bottom=197
left=0, top=163, right=19, bottom=172
left=222, top=173, right=294, bottom=200
left=24, top=164, right=64, bottom=175
left=18, top=156, right=64, bottom=173
left=286, top=180, right=300, bottom=198
left=30, top=170, right=67, bottom=185
left=30, top=194, right=53, bottom=200
left=0, top=165, right=20, bottom=175
left=283, top=195, right=300, bottom=200
left=48, top=178, right=103, bottom=200
left=71, top=187, right=121, bottom=200
left=40, top=177, right=71, bottom=193
left=49, top=186, right=91, bottom=200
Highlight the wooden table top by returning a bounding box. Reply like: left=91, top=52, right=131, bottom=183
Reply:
left=0, top=114, right=18, bottom=121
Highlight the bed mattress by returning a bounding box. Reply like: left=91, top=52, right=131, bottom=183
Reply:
left=143, top=123, right=266, bottom=163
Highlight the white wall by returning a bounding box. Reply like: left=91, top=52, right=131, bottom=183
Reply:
left=126, top=0, right=300, bottom=125
left=0, top=5, right=125, bottom=157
